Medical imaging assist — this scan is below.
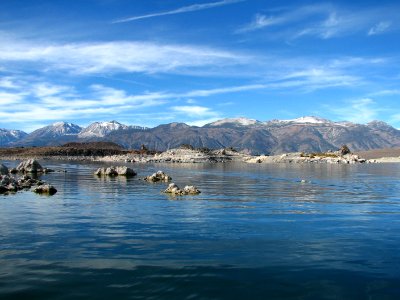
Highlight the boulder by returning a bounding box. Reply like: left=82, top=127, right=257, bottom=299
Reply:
left=144, top=171, right=172, bottom=182
left=32, top=184, right=57, bottom=195
left=16, top=159, right=43, bottom=173
left=0, top=164, right=8, bottom=175
left=94, top=166, right=136, bottom=177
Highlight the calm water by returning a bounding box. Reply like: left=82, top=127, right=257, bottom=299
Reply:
left=1, top=161, right=400, bottom=299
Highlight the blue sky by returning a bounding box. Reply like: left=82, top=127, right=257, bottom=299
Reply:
left=0, top=0, right=399, bottom=132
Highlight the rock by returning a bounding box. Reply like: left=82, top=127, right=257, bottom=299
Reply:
left=105, top=167, right=118, bottom=176
left=163, top=183, right=201, bottom=196
left=9, top=168, right=18, bottom=174
left=0, top=164, right=8, bottom=175
left=32, top=184, right=57, bottom=195
left=16, top=159, right=43, bottom=173
left=164, top=183, right=181, bottom=194
left=340, top=145, right=351, bottom=155
left=144, top=171, right=172, bottom=182
left=183, top=185, right=201, bottom=195
left=115, top=166, right=137, bottom=176
left=94, top=166, right=136, bottom=176
left=94, top=168, right=105, bottom=176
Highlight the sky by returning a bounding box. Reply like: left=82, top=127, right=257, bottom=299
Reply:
left=0, top=0, right=399, bottom=132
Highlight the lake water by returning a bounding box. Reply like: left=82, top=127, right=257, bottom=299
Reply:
left=1, top=161, right=400, bottom=299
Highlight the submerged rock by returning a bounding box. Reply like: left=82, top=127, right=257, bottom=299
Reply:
left=144, top=171, right=172, bottom=182
left=163, top=183, right=201, bottom=196
left=94, top=166, right=136, bottom=177
left=32, top=184, right=57, bottom=195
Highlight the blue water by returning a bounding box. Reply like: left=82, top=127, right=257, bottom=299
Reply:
left=1, top=161, right=400, bottom=299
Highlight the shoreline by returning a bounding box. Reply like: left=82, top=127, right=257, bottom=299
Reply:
left=2, top=147, right=398, bottom=164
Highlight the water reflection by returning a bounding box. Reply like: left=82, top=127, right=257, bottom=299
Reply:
left=1, top=161, right=400, bottom=299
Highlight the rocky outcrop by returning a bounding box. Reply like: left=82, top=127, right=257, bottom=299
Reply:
left=144, top=171, right=172, bottom=182
left=163, top=183, right=201, bottom=196
left=94, top=166, right=137, bottom=176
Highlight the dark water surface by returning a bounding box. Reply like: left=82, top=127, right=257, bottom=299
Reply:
left=1, top=161, right=400, bottom=299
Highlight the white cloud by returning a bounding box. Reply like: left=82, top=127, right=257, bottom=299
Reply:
left=0, top=38, right=247, bottom=75
left=328, top=98, right=379, bottom=123
left=171, top=105, right=217, bottom=117
left=0, top=91, right=25, bottom=105
left=187, top=118, right=221, bottom=127
left=368, top=21, right=391, bottom=35
left=112, top=0, right=243, bottom=23
left=0, top=77, right=20, bottom=89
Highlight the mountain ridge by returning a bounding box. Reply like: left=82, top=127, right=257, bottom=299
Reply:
left=3, top=116, right=400, bottom=154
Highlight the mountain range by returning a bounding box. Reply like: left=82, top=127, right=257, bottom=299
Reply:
left=2, top=117, right=400, bottom=154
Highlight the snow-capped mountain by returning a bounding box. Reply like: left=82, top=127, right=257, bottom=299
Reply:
left=0, top=128, right=28, bottom=146
left=205, top=117, right=262, bottom=127
left=37, top=122, right=83, bottom=137
left=3, top=117, right=400, bottom=154
left=11, top=122, right=83, bottom=147
left=78, top=121, right=129, bottom=138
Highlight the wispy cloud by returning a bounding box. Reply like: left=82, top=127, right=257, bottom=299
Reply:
left=237, top=4, right=398, bottom=39
left=236, top=14, right=282, bottom=33
left=368, top=21, right=391, bottom=36
left=112, top=0, right=243, bottom=24
left=369, top=89, right=400, bottom=97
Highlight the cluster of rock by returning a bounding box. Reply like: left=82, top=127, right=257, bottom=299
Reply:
left=94, top=166, right=137, bottom=176
left=144, top=171, right=172, bottom=182
left=163, top=183, right=201, bottom=196
left=0, top=173, right=57, bottom=195
left=1, top=160, right=58, bottom=195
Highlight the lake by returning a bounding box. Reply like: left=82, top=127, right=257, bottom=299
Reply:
left=1, top=161, right=400, bottom=299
